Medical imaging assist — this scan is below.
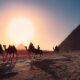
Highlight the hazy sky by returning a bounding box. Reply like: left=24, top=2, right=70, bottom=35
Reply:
left=0, top=0, right=80, bottom=50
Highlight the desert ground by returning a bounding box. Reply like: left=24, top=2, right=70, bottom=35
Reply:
left=0, top=50, right=80, bottom=80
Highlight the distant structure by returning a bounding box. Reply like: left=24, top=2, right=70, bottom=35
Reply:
left=17, top=44, right=25, bottom=50
left=59, top=25, right=80, bottom=51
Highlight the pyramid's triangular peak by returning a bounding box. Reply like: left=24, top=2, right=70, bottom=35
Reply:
left=59, top=24, right=80, bottom=51
left=17, top=43, right=25, bottom=50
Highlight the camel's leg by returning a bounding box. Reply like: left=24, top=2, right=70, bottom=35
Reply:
left=33, top=53, right=36, bottom=59
left=0, top=54, right=3, bottom=61
left=3, top=52, right=6, bottom=61
left=13, top=53, right=14, bottom=58
left=0, top=54, right=1, bottom=60
left=39, top=53, right=42, bottom=57
left=5, top=53, right=8, bottom=61
left=12, top=53, right=15, bottom=60
left=28, top=52, right=31, bottom=59
left=2, top=54, right=4, bottom=62
left=11, top=54, right=13, bottom=61
left=16, top=53, right=18, bottom=60
left=9, top=54, right=11, bottom=61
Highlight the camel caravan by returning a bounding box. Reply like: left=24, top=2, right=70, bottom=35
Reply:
left=0, top=42, right=43, bottom=62
left=0, top=44, right=17, bottom=61
left=25, top=42, right=43, bottom=58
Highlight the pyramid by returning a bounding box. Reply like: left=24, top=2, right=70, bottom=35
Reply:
left=59, top=25, right=80, bottom=51
left=17, top=44, right=25, bottom=50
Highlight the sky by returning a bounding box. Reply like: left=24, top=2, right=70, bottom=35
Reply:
left=0, top=0, right=80, bottom=50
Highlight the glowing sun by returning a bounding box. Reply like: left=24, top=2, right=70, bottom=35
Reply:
left=7, top=17, right=35, bottom=45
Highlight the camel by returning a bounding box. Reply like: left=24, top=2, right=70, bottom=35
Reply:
left=25, top=43, right=43, bottom=59
left=35, top=45, right=43, bottom=57
left=0, top=44, right=4, bottom=61
left=3, top=45, right=17, bottom=61
left=25, top=45, right=34, bottom=59
left=34, top=48, right=43, bottom=57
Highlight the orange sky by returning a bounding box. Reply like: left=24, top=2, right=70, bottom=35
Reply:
left=1, top=0, right=79, bottom=50
left=0, top=6, right=55, bottom=50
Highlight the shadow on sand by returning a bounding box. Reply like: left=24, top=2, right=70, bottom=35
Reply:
left=31, top=59, right=59, bottom=80
left=31, top=58, right=70, bottom=80
left=0, top=61, right=18, bottom=79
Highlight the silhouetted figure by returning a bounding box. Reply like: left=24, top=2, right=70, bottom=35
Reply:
left=3, top=45, right=17, bottom=61
left=12, top=45, right=17, bottom=58
left=35, top=45, right=43, bottom=57
left=27, top=42, right=35, bottom=58
left=54, top=45, right=59, bottom=53
left=37, top=45, right=40, bottom=50
left=27, top=43, right=43, bottom=58
left=28, top=42, right=35, bottom=53
left=0, top=44, right=4, bottom=61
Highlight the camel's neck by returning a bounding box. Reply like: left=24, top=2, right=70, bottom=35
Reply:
left=25, top=48, right=27, bottom=50
left=25, top=46, right=27, bottom=51
left=3, top=46, right=7, bottom=51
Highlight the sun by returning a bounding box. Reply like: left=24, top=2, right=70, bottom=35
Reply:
left=7, top=17, right=35, bottom=45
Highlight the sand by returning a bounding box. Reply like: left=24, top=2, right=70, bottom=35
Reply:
left=0, top=51, right=80, bottom=80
